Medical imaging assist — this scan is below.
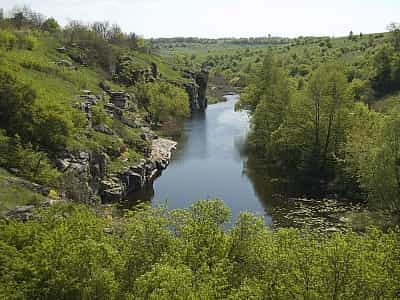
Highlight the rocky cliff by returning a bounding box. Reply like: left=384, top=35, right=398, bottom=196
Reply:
left=181, top=70, right=209, bottom=111
left=56, top=88, right=178, bottom=204
left=101, top=137, right=176, bottom=202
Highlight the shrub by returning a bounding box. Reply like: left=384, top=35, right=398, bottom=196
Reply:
left=0, top=69, right=36, bottom=142
left=41, top=18, right=60, bottom=33
left=17, top=33, right=38, bottom=50
left=0, top=30, right=17, bottom=50
left=0, top=132, right=60, bottom=186
left=0, top=200, right=399, bottom=299
left=135, top=81, right=190, bottom=124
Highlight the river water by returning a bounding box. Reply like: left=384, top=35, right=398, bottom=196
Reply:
left=130, top=95, right=272, bottom=222
left=129, top=94, right=361, bottom=230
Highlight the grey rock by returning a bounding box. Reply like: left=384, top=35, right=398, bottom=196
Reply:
left=102, top=187, right=123, bottom=203
left=56, top=46, right=66, bottom=53
left=57, top=59, right=73, bottom=67
left=7, top=205, right=35, bottom=222
left=56, top=159, right=70, bottom=172
left=94, top=124, right=114, bottom=135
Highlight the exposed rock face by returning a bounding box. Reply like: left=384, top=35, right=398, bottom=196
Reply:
left=114, top=55, right=158, bottom=85
left=56, top=151, right=108, bottom=204
left=75, top=90, right=101, bottom=128
left=101, top=138, right=177, bottom=202
left=151, top=62, right=158, bottom=78
left=181, top=70, right=209, bottom=111
left=56, top=46, right=66, bottom=53
left=184, top=81, right=199, bottom=111
left=6, top=205, right=35, bottom=222
left=55, top=136, right=176, bottom=204
left=196, top=70, right=209, bottom=110
left=104, top=102, right=123, bottom=119
left=94, top=124, right=113, bottom=135
left=110, top=91, right=131, bottom=109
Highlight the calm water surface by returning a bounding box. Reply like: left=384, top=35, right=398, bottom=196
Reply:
left=130, top=95, right=273, bottom=223
left=129, top=95, right=362, bottom=230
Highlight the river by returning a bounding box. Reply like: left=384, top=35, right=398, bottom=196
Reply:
left=129, top=94, right=362, bottom=230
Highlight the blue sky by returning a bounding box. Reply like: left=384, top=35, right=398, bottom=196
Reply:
left=0, top=0, right=399, bottom=38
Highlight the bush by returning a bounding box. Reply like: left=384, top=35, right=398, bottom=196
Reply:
left=41, top=18, right=60, bottom=33
left=135, top=81, right=190, bottom=124
left=111, top=119, right=150, bottom=153
left=92, top=105, right=112, bottom=127
left=0, top=69, right=36, bottom=142
left=17, top=33, right=38, bottom=50
left=0, top=69, right=73, bottom=152
left=0, top=200, right=398, bottom=299
left=32, top=104, right=73, bottom=152
left=0, top=30, right=17, bottom=50
left=0, top=132, right=60, bottom=186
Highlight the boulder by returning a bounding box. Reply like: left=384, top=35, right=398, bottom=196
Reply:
left=110, top=91, right=131, bottom=109
left=57, top=59, right=73, bottom=67
left=102, top=187, right=123, bottom=203
left=7, top=205, right=35, bottom=222
left=56, top=46, right=66, bottom=53
left=94, top=124, right=114, bottom=135
left=99, top=81, right=111, bottom=93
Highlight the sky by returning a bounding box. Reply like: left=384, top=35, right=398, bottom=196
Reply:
left=0, top=0, right=399, bottom=38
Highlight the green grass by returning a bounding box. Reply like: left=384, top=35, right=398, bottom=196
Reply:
left=133, top=50, right=188, bottom=82
left=0, top=168, right=46, bottom=213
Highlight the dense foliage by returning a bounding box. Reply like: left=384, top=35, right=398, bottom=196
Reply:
left=134, top=81, right=190, bottom=124
left=235, top=26, right=400, bottom=211
left=0, top=200, right=399, bottom=300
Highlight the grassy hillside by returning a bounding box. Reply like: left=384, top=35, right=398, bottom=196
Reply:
left=0, top=9, right=193, bottom=208
left=153, top=32, right=391, bottom=99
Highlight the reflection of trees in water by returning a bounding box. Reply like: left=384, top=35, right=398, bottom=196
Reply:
left=185, top=110, right=208, bottom=160
left=232, top=133, right=248, bottom=163
left=243, top=151, right=301, bottom=212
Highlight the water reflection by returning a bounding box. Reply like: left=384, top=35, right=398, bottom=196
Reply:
left=127, top=95, right=364, bottom=230
left=128, top=95, right=271, bottom=223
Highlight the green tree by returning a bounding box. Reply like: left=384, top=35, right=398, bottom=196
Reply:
left=41, top=17, right=60, bottom=33
left=0, top=70, right=35, bottom=141
left=240, top=54, right=291, bottom=156
left=308, top=64, right=350, bottom=169
left=388, top=22, right=400, bottom=51
left=372, top=44, right=394, bottom=94
left=346, top=104, right=400, bottom=211
left=136, top=82, right=190, bottom=124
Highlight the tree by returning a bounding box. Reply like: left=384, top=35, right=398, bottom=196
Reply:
left=346, top=103, right=400, bottom=211
left=140, top=82, right=190, bottom=124
left=372, top=44, right=394, bottom=94
left=92, top=21, right=110, bottom=39
left=349, top=31, right=354, bottom=40
left=41, top=17, right=60, bottom=33
left=241, top=54, right=291, bottom=156
left=388, top=22, right=400, bottom=51
left=0, top=70, right=35, bottom=141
